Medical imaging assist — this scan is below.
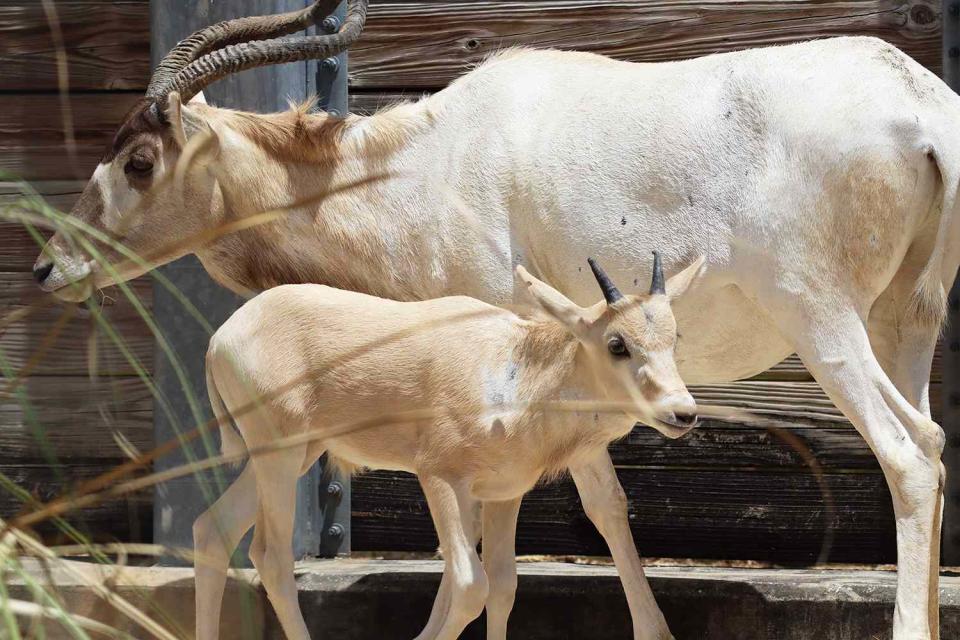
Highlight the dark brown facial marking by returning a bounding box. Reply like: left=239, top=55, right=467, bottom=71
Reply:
left=104, top=98, right=167, bottom=163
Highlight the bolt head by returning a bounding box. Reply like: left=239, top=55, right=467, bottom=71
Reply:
left=322, top=56, right=340, bottom=73
left=322, top=15, right=341, bottom=34
left=327, top=481, right=343, bottom=499
left=950, top=47, right=960, bottom=60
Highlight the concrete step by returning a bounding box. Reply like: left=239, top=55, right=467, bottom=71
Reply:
left=8, top=558, right=960, bottom=639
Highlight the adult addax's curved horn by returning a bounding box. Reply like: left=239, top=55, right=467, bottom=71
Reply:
left=588, top=257, right=623, bottom=304
left=153, top=0, right=369, bottom=109
left=147, top=1, right=341, bottom=100
left=650, top=251, right=665, bottom=295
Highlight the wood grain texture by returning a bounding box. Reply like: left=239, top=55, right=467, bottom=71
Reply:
left=0, top=92, right=141, bottom=181
left=0, top=460, right=151, bottom=544
left=0, top=2, right=150, bottom=92
left=0, top=375, right=153, bottom=459
left=352, top=468, right=895, bottom=564
left=0, top=273, right=155, bottom=376
left=349, top=0, right=942, bottom=90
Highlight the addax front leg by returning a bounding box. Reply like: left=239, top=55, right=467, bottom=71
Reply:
left=571, top=451, right=673, bottom=640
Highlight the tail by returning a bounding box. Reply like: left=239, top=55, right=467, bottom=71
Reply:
left=205, top=358, right=247, bottom=465
left=909, top=146, right=959, bottom=331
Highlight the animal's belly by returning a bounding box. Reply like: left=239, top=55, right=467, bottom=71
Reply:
left=671, top=283, right=793, bottom=384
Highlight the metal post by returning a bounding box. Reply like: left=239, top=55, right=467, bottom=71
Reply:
left=312, top=1, right=352, bottom=557
left=151, top=0, right=337, bottom=564
left=942, top=0, right=960, bottom=565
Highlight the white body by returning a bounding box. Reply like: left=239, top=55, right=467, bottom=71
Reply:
left=36, top=36, right=959, bottom=639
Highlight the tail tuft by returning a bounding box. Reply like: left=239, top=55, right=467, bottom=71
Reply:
left=908, top=267, right=948, bottom=332
left=906, top=145, right=956, bottom=333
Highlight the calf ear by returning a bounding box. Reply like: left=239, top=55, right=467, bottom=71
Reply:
left=516, top=266, right=590, bottom=335
left=665, top=255, right=706, bottom=301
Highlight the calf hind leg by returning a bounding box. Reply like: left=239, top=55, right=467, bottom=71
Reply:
left=193, top=462, right=258, bottom=640
left=766, top=295, right=944, bottom=640
left=249, top=445, right=312, bottom=640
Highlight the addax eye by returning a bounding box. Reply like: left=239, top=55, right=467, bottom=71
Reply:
left=125, top=157, right=154, bottom=176
left=608, top=336, right=630, bottom=358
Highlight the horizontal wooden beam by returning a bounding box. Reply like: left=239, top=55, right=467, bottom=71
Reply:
left=0, top=375, right=152, bottom=459
left=0, top=93, right=141, bottom=181
left=352, top=468, right=895, bottom=564
left=0, top=459, right=151, bottom=544
left=0, top=2, right=150, bottom=92
left=0, top=2, right=942, bottom=93
left=0, top=273, right=155, bottom=376
left=349, top=0, right=942, bottom=90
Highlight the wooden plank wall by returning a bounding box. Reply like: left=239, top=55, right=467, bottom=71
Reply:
left=0, top=0, right=945, bottom=562
left=0, top=0, right=150, bottom=542
left=346, top=0, right=943, bottom=565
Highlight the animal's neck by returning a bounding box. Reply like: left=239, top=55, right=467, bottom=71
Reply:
left=512, top=317, right=588, bottom=403
left=512, top=317, right=629, bottom=474
left=196, top=101, right=442, bottom=300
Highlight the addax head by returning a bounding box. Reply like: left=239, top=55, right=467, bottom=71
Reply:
left=517, top=252, right=705, bottom=438
left=32, top=0, right=369, bottom=301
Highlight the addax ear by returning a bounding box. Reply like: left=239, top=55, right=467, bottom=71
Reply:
left=167, top=91, right=213, bottom=148
left=516, top=266, right=591, bottom=335
left=665, top=255, right=706, bottom=301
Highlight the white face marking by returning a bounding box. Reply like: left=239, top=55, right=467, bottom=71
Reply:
left=94, top=160, right=142, bottom=231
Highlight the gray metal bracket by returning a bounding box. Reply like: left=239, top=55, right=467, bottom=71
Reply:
left=312, top=0, right=352, bottom=558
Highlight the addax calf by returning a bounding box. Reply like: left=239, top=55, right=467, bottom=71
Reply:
left=195, top=255, right=703, bottom=640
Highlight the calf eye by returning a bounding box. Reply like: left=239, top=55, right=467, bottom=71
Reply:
left=608, top=336, right=630, bottom=358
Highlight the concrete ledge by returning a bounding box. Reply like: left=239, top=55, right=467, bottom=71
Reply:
left=8, top=559, right=960, bottom=639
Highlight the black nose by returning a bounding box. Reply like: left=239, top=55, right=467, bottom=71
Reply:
left=674, top=411, right=699, bottom=427
left=33, top=262, right=54, bottom=284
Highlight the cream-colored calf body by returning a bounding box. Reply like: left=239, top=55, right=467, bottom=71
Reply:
left=196, top=260, right=701, bottom=640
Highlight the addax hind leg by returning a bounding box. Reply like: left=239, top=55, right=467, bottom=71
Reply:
left=762, top=288, right=944, bottom=639
left=868, top=281, right=946, bottom=635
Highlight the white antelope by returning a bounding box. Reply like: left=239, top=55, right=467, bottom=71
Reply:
left=201, top=256, right=701, bottom=640
left=30, top=0, right=957, bottom=637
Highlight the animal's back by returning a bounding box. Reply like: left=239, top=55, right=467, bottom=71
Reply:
left=424, top=37, right=960, bottom=382
left=208, top=284, right=516, bottom=421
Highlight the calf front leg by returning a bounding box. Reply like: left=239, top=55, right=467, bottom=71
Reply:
left=571, top=450, right=673, bottom=640
left=482, top=498, right=523, bottom=640
left=419, top=476, right=487, bottom=640
left=415, top=500, right=481, bottom=640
